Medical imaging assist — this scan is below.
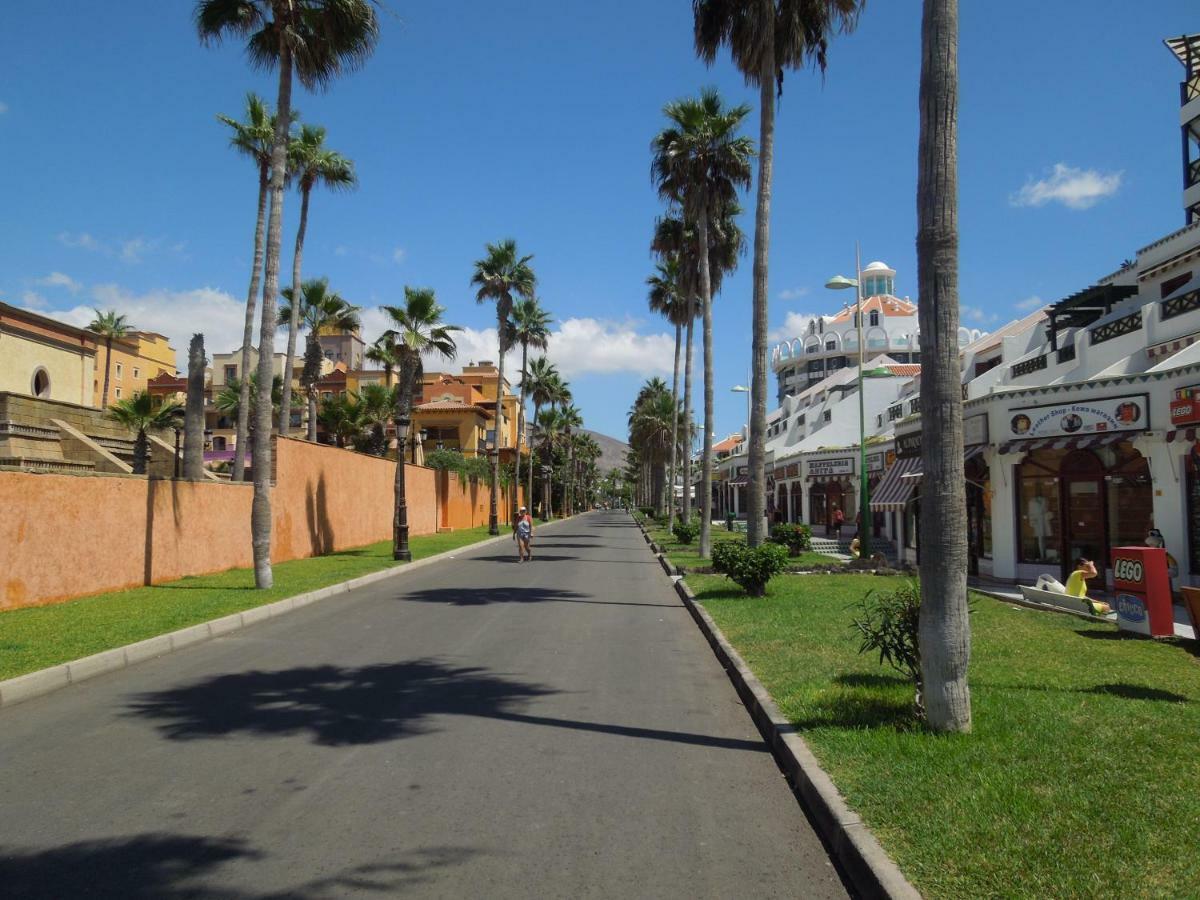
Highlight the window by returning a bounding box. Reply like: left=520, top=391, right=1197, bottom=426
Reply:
left=115, top=388, right=122, bottom=399
left=321, top=391, right=333, bottom=401
left=224, top=365, right=237, bottom=382
left=869, top=311, right=880, bottom=327
left=823, top=410, right=832, bottom=423
left=909, top=398, right=921, bottom=414
left=115, top=363, right=123, bottom=380
left=825, top=339, right=836, bottom=351
left=888, top=405, right=903, bottom=421
left=31, top=368, right=51, bottom=398
left=1018, top=476, right=1060, bottom=564
left=133, top=367, right=140, bottom=380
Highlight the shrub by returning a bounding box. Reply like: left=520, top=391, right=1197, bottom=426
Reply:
left=711, top=542, right=789, bottom=597
left=851, top=580, right=922, bottom=697
left=769, top=523, right=812, bottom=556
left=672, top=520, right=700, bottom=544
left=638, top=506, right=655, bottom=518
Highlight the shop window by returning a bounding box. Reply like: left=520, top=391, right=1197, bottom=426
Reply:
left=1018, top=476, right=1060, bottom=564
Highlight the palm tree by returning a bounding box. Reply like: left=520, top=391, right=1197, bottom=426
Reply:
left=470, top=239, right=536, bottom=534
left=107, top=391, right=183, bottom=475
left=522, top=356, right=559, bottom=516
left=196, top=0, right=380, bottom=590
left=558, top=404, right=583, bottom=517
left=88, top=309, right=130, bottom=409
left=917, top=0, right=970, bottom=732
left=217, top=91, right=290, bottom=481
left=352, top=383, right=394, bottom=455
left=652, top=89, right=754, bottom=557
left=316, top=393, right=362, bottom=448
left=215, top=372, right=285, bottom=426
left=278, top=278, right=360, bottom=441
left=365, top=335, right=400, bottom=389
left=694, top=0, right=863, bottom=547
left=280, top=124, right=357, bottom=433
left=647, top=255, right=689, bottom=528
left=379, top=287, right=460, bottom=560
left=629, top=384, right=677, bottom=517
left=510, top=297, right=552, bottom=517
left=535, top=406, right=564, bottom=520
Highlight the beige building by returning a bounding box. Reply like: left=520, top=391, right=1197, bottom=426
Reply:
left=0, top=302, right=96, bottom=405
left=92, top=331, right=177, bottom=407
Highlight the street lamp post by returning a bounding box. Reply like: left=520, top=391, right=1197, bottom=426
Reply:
left=393, top=412, right=412, bottom=562
left=825, top=243, right=871, bottom=558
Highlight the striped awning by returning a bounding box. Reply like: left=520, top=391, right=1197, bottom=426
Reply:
left=870, top=457, right=922, bottom=512
left=727, top=480, right=747, bottom=488
left=997, top=432, right=1127, bottom=455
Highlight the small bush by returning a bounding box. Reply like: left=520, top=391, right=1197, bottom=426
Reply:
left=637, top=506, right=655, bottom=518
left=672, top=520, right=700, bottom=544
left=851, top=580, right=922, bottom=700
left=711, top=542, right=789, bottom=597
left=769, top=523, right=812, bottom=556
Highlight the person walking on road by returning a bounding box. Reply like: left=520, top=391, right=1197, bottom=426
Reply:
left=514, top=505, right=534, bottom=562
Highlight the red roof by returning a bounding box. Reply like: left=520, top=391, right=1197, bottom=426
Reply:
left=828, top=296, right=917, bottom=323
left=883, top=364, right=921, bottom=376
left=415, top=400, right=493, bottom=418
left=712, top=434, right=743, bottom=453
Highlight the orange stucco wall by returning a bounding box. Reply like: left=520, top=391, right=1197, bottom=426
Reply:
left=437, top=471, right=520, bottom=531
left=0, top=437, right=440, bottom=610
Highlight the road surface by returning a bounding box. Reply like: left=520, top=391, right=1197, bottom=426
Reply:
left=0, top=511, right=848, bottom=898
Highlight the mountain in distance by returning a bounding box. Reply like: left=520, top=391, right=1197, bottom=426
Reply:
left=579, top=429, right=629, bottom=474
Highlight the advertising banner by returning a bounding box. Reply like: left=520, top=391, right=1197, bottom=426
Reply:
left=1006, top=394, right=1148, bottom=439
left=808, top=457, right=854, bottom=477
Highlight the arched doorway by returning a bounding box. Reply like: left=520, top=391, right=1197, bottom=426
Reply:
left=1061, top=450, right=1107, bottom=582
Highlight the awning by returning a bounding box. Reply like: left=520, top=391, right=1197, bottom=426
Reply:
left=727, top=480, right=747, bottom=488
left=807, top=472, right=853, bottom=483
left=870, top=457, right=921, bottom=511
left=997, top=432, right=1127, bottom=455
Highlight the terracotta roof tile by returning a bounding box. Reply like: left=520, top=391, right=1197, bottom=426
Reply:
left=828, top=296, right=917, bottom=323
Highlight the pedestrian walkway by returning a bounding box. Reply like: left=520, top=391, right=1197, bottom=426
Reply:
left=0, top=511, right=848, bottom=898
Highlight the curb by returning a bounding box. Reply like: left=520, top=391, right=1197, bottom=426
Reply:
left=649, top=545, right=920, bottom=899
left=0, top=518, right=575, bottom=712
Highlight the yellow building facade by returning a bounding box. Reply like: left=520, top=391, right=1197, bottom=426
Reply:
left=92, top=331, right=177, bottom=407
left=0, top=302, right=96, bottom=406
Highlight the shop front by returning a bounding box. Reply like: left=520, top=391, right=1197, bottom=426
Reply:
left=806, top=454, right=855, bottom=535
left=1001, top=394, right=1153, bottom=584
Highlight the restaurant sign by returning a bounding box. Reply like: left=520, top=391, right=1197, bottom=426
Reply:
left=809, top=457, right=854, bottom=477
left=896, top=430, right=922, bottom=458
left=867, top=452, right=884, bottom=473
left=1007, top=393, right=1148, bottom=439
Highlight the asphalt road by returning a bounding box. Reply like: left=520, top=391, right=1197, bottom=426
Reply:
left=0, top=511, right=848, bottom=899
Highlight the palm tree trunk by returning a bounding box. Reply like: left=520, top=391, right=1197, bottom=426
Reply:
left=529, top=399, right=540, bottom=514
left=490, top=312, right=505, bottom=534
left=251, top=41, right=293, bottom=590
left=917, top=0, right=970, bottom=733
left=566, top=434, right=575, bottom=517
left=543, top=443, right=553, bottom=520
left=667, top=321, right=681, bottom=530
left=697, top=198, right=715, bottom=559
left=515, top=341, right=529, bottom=518
left=132, top=430, right=149, bottom=476
left=184, top=334, right=205, bottom=479
left=280, top=188, right=311, bottom=435
left=233, top=169, right=268, bottom=482
left=101, top=337, right=113, bottom=409
left=747, top=45, right=776, bottom=549
left=682, top=300, right=695, bottom=523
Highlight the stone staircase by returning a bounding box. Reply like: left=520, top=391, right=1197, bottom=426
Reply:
left=811, top=534, right=900, bottom=565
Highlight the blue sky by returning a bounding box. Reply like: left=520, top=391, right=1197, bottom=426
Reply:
left=1, top=1, right=1196, bottom=442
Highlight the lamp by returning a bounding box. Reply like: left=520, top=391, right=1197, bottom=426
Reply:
left=826, top=243, right=871, bottom=558
left=393, top=412, right=413, bottom=562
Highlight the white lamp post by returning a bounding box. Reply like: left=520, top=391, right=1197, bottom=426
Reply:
left=825, top=243, right=871, bottom=558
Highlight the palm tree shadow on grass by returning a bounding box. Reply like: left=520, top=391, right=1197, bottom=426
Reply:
left=126, top=659, right=555, bottom=746
left=0, top=832, right=480, bottom=899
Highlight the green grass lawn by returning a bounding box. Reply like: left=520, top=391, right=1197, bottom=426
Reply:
left=0, top=526, right=499, bottom=681
left=645, top=523, right=842, bottom=573
left=691, top=572, right=1200, bottom=898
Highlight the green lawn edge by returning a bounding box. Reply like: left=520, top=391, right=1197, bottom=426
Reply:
left=0, top=525, right=502, bottom=681
left=681, top=567, right=1200, bottom=899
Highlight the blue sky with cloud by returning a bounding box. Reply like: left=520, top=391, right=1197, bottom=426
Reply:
left=0, top=1, right=1195, bottom=439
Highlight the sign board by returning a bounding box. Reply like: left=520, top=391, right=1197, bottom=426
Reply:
left=1007, top=394, right=1148, bottom=439
left=1115, top=593, right=1150, bottom=635
left=964, top=414, right=989, bottom=446
left=867, top=453, right=884, bottom=473
left=808, top=457, right=854, bottom=477
left=896, top=431, right=922, bottom=458
left=1170, top=386, right=1200, bottom=427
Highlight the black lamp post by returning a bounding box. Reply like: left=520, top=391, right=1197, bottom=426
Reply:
left=540, top=464, right=551, bottom=521
left=393, top=412, right=412, bottom=562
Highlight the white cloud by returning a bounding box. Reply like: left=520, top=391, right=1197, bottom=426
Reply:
left=29, top=284, right=252, bottom=362
left=21, top=290, right=47, bottom=310
left=768, top=310, right=820, bottom=343
left=35, top=272, right=82, bottom=293
left=1011, top=163, right=1122, bottom=210
left=1015, top=295, right=1044, bottom=312
left=357, top=313, right=676, bottom=380
left=962, top=305, right=1000, bottom=326
left=392, top=247, right=407, bottom=264
left=778, top=286, right=809, bottom=301
left=120, top=238, right=151, bottom=264
left=57, top=231, right=102, bottom=252
left=0, top=101, right=8, bottom=115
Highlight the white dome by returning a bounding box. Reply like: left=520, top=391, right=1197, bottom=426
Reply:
left=864, top=260, right=893, bottom=273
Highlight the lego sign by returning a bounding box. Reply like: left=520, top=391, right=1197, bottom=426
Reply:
left=1008, top=394, right=1148, bottom=439
left=1171, top=386, right=1200, bottom=426
left=1112, top=557, right=1144, bottom=585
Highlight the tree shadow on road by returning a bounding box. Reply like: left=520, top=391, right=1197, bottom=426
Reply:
left=126, top=659, right=555, bottom=746
left=0, top=832, right=480, bottom=899
left=400, top=586, right=678, bottom=609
